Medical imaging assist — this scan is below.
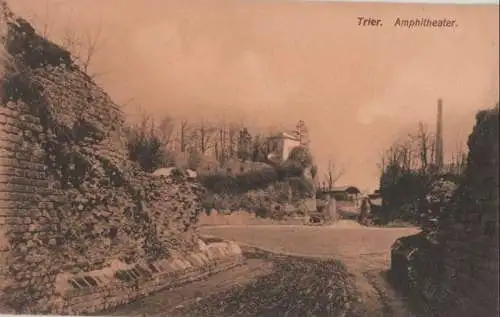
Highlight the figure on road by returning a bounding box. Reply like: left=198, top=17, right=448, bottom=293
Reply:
left=358, top=197, right=371, bottom=225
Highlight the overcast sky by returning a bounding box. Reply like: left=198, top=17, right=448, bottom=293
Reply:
left=9, top=0, right=499, bottom=191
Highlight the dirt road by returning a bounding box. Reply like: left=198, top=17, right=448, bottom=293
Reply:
left=103, top=249, right=362, bottom=317
left=198, top=223, right=420, bottom=317
left=167, top=250, right=363, bottom=317
left=102, top=223, right=419, bottom=317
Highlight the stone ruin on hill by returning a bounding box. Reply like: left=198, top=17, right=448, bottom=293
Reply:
left=0, top=3, right=243, bottom=314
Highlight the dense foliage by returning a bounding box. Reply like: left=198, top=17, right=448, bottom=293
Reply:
left=374, top=121, right=467, bottom=226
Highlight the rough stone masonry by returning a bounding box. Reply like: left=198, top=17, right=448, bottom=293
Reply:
left=0, top=3, right=243, bottom=314
left=399, top=105, right=499, bottom=317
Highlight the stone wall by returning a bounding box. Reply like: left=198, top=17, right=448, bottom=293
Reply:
left=398, top=106, right=499, bottom=317
left=52, top=240, right=244, bottom=315
left=0, top=100, right=65, bottom=312
left=0, top=4, right=243, bottom=314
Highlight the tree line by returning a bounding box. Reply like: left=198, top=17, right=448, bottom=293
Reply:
left=376, top=121, right=467, bottom=225
left=125, top=112, right=313, bottom=173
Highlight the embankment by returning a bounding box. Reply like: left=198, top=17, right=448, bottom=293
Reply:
left=198, top=210, right=309, bottom=226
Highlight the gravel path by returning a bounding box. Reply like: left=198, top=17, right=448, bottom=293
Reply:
left=199, top=224, right=420, bottom=317
left=170, top=249, right=363, bottom=317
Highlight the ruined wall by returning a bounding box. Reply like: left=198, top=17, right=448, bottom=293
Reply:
left=0, top=100, right=66, bottom=313
left=0, top=5, right=243, bottom=314
left=404, top=106, right=499, bottom=317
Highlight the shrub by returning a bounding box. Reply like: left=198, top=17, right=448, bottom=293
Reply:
left=287, top=146, right=313, bottom=169
left=125, top=125, right=167, bottom=172
left=187, top=150, right=203, bottom=170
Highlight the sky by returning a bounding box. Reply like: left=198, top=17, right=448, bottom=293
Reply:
left=8, top=0, right=499, bottom=192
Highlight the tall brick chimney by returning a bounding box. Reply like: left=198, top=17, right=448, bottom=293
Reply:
left=435, top=98, right=444, bottom=169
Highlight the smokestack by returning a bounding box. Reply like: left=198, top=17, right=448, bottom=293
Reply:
left=435, top=98, right=444, bottom=169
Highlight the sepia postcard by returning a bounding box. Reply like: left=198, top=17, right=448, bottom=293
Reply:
left=0, top=0, right=498, bottom=316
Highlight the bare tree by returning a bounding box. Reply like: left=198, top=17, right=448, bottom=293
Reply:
left=157, top=116, right=175, bottom=151
left=179, top=120, right=191, bottom=153
left=41, top=0, right=50, bottom=38
left=60, top=22, right=106, bottom=78
left=379, top=122, right=436, bottom=181
left=324, top=159, right=345, bottom=190
left=24, top=0, right=51, bottom=38
left=227, top=123, right=240, bottom=159
left=237, top=127, right=253, bottom=162
left=377, top=121, right=447, bottom=222
left=378, top=142, right=410, bottom=189
left=25, top=0, right=105, bottom=76
left=213, top=121, right=227, bottom=164
left=293, top=120, right=310, bottom=147
left=449, top=139, right=468, bottom=176
left=80, top=24, right=104, bottom=74
left=200, top=121, right=215, bottom=154
left=212, top=120, right=241, bottom=163
left=192, top=120, right=216, bottom=154
left=408, top=122, right=436, bottom=173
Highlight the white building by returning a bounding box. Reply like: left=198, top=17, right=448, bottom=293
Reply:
left=266, top=132, right=301, bottom=162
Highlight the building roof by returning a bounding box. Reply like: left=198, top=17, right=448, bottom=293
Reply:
left=329, top=186, right=361, bottom=194
left=267, top=132, right=300, bottom=141
left=368, top=193, right=381, bottom=199
left=317, top=186, right=361, bottom=195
